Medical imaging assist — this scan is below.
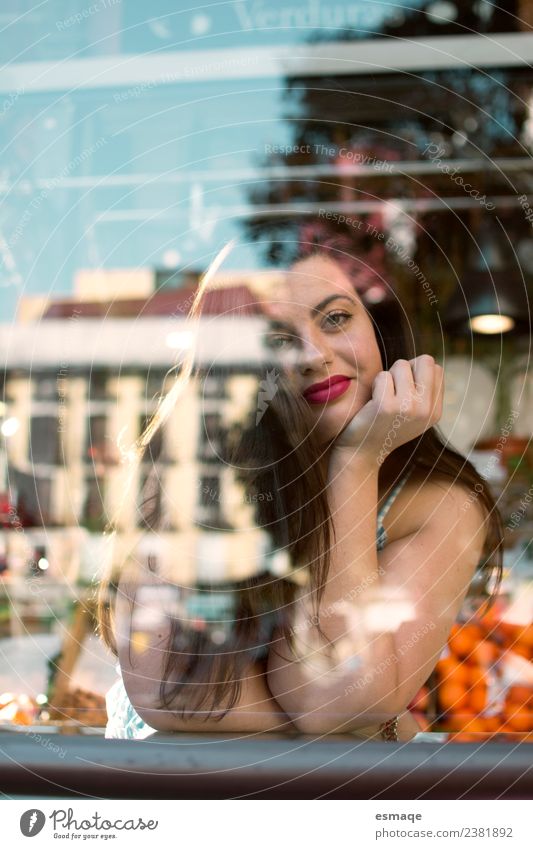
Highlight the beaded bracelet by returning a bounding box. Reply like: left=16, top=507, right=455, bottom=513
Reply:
left=379, top=716, right=399, bottom=741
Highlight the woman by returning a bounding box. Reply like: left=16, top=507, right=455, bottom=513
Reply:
left=99, top=222, right=503, bottom=741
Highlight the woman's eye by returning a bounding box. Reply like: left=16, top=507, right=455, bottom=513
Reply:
left=324, top=311, right=351, bottom=328
left=265, top=335, right=293, bottom=349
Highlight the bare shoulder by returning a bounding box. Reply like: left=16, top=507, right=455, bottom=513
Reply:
left=372, top=467, right=493, bottom=713
left=382, top=467, right=488, bottom=546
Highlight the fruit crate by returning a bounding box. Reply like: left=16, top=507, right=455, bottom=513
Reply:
left=433, top=604, right=533, bottom=741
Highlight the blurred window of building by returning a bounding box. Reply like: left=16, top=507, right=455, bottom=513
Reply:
left=202, top=373, right=228, bottom=399
left=87, top=371, right=109, bottom=402
left=85, top=415, right=108, bottom=464
left=29, top=416, right=62, bottom=466
left=82, top=475, right=106, bottom=531
left=33, top=374, right=59, bottom=401
left=199, top=412, right=225, bottom=462
left=198, top=472, right=225, bottom=527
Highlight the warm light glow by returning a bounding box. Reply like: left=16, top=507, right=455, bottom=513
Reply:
left=1, top=417, right=19, bottom=437
left=470, top=314, right=515, bottom=334
left=365, top=285, right=386, bottom=304
left=165, top=330, right=194, bottom=349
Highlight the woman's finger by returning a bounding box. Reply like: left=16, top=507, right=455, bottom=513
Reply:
left=431, top=364, right=445, bottom=421
left=409, top=355, right=435, bottom=403
left=389, top=359, right=416, bottom=405
left=372, top=370, right=394, bottom=411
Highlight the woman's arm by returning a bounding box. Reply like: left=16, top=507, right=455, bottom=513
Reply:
left=267, top=450, right=400, bottom=733
left=113, top=571, right=296, bottom=734
left=268, top=458, right=485, bottom=733
left=267, top=452, right=487, bottom=733
left=266, top=356, right=486, bottom=734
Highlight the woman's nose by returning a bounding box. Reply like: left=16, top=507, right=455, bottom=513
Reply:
left=296, top=335, right=333, bottom=375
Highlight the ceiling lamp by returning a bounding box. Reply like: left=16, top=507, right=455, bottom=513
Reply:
left=444, top=270, right=530, bottom=336
left=470, top=314, right=515, bottom=334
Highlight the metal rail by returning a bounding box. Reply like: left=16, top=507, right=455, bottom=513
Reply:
left=1, top=733, right=532, bottom=799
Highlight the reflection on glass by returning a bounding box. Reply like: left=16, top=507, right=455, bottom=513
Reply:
left=1, top=3, right=532, bottom=752
left=93, top=229, right=510, bottom=743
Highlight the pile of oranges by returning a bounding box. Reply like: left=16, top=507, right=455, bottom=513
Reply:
left=434, top=612, right=533, bottom=740
left=0, top=692, right=37, bottom=725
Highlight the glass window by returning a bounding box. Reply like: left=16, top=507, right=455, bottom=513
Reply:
left=29, top=417, right=61, bottom=466
left=1, top=2, right=532, bottom=776
left=85, top=415, right=107, bottom=463
left=33, top=374, right=59, bottom=401
left=198, top=412, right=225, bottom=462
left=82, top=475, right=106, bottom=531
left=87, top=371, right=109, bottom=401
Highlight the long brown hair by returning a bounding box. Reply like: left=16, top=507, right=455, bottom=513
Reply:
left=97, top=248, right=334, bottom=718
left=294, top=219, right=504, bottom=603
left=367, top=294, right=504, bottom=601
left=98, top=226, right=503, bottom=719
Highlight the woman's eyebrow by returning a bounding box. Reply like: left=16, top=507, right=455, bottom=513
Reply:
left=311, top=294, right=357, bottom=315
left=265, top=294, right=356, bottom=331
left=266, top=319, right=293, bottom=332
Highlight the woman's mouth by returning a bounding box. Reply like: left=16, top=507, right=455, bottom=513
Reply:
left=303, top=376, right=352, bottom=405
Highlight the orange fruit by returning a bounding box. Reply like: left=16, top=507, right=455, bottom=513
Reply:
left=451, top=710, right=477, bottom=730
left=436, top=657, right=469, bottom=686
left=438, top=714, right=468, bottom=733
left=468, top=640, right=498, bottom=667
left=469, top=623, right=485, bottom=641
left=506, top=686, right=533, bottom=708
left=448, top=624, right=483, bottom=659
left=448, top=629, right=474, bottom=660
left=505, top=707, right=533, bottom=733
left=462, top=716, right=486, bottom=733
left=510, top=644, right=531, bottom=660
left=482, top=715, right=504, bottom=732
left=469, top=683, right=488, bottom=714
left=478, top=605, right=502, bottom=629
left=438, top=682, right=469, bottom=712
left=496, top=622, right=522, bottom=646
left=465, top=664, right=487, bottom=688
left=518, top=625, right=533, bottom=649
left=13, top=708, right=31, bottom=726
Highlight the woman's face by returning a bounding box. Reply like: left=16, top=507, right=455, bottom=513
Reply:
left=261, top=253, right=384, bottom=446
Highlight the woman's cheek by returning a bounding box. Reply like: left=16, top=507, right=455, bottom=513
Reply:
left=349, top=377, right=372, bottom=410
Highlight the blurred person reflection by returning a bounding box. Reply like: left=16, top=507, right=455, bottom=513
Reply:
left=98, top=243, right=331, bottom=737
left=98, top=222, right=504, bottom=741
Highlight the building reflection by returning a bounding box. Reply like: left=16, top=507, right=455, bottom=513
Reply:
left=0, top=265, right=291, bottom=637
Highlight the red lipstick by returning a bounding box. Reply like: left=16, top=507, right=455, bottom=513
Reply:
left=303, top=375, right=352, bottom=405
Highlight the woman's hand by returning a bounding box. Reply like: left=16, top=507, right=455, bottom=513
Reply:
left=333, top=355, right=444, bottom=463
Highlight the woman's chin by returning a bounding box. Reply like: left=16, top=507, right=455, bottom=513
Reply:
left=313, top=419, right=352, bottom=450
left=312, top=401, right=364, bottom=447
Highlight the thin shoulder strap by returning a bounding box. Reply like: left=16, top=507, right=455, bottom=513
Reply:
left=377, top=467, right=414, bottom=523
